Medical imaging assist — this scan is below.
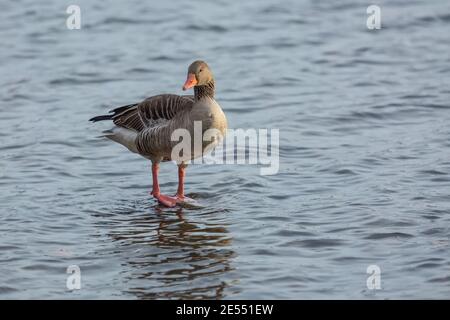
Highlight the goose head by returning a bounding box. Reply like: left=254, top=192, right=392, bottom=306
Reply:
left=182, top=60, right=213, bottom=91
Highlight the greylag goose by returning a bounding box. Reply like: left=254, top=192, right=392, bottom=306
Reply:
left=90, top=60, right=227, bottom=207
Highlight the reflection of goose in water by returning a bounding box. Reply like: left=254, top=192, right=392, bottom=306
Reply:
left=93, top=202, right=237, bottom=299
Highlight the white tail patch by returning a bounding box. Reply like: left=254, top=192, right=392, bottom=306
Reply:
left=104, top=126, right=138, bottom=153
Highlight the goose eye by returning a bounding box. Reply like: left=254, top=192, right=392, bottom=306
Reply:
left=199, top=69, right=203, bottom=73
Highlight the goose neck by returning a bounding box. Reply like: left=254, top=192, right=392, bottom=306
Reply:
left=194, top=80, right=215, bottom=101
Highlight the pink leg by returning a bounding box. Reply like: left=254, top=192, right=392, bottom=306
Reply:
left=175, top=164, right=194, bottom=203
left=150, top=162, right=177, bottom=207
left=176, top=164, right=186, bottom=198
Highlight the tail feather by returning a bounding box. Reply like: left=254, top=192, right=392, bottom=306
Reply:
left=90, top=103, right=140, bottom=154
left=89, top=103, right=138, bottom=122
left=89, top=114, right=113, bottom=122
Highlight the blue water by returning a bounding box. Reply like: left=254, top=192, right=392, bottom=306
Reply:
left=0, top=0, right=449, bottom=299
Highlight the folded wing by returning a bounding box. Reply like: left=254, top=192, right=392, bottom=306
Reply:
left=110, top=94, right=194, bottom=132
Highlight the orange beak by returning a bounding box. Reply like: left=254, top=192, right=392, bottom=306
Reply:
left=182, top=73, right=198, bottom=91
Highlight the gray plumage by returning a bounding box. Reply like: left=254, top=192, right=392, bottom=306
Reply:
left=90, top=61, right=227, bottom=163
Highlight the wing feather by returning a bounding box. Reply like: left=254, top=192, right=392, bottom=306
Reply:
left=110, top=94, right=194, bottom=132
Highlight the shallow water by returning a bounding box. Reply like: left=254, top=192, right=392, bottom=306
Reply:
left=1, top=0, right=450, bottom=299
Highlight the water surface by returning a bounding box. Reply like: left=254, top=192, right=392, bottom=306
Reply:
left=1, top=0, right=450, bottom=299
